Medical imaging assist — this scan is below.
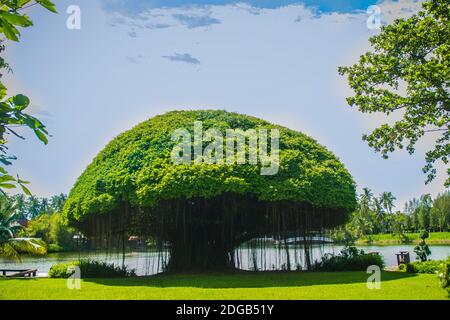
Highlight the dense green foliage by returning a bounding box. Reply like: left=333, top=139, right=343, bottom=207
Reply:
left=62, top=110, right=356, bottom=271
left=0, top=194, right=46, bottom=260
left=64, top=110, right=356, bottom=223
left=0, top=1, right=56, bottom=42
left=48, top=259, right=136, bottom=278
left=339, top=0, right=450, bottom=186
left=332, top=189, right=450, bottom=243
left=402, top=259, right=449, bottom=274
left=398, top=263, right=409, bottom=272
left=312, top=246, right=384, bottom=271
left=439, top=259, right=450, bottom=294
left=22, top=212, right=76, bottom=252
left=0, top=1, right=55, bottom=194
left=428, top=192, right=450, bottom=231
left=414, top=230, right=432, bottom=262
left=0, top=193, right=75, bottom=252
left=2, top=272, right=447, bottom=300
left=5, top=193, right=67, bottom=219
left=47, top=261, right=75, bottom=278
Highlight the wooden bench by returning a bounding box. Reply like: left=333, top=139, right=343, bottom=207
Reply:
left=0, top=269, right=37, bottom=277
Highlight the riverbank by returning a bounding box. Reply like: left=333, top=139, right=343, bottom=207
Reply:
left=2, top=243, right=449, bottom=275
left=355, top=232, right=450, bottom=245
left=0, top=271, right=448, bottom=300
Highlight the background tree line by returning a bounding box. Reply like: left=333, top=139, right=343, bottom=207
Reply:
left=0, top=192, right=78, bottom=252
left=338, top=189, right=450, bottom=240
left=4, top=193, right=66, bottom=219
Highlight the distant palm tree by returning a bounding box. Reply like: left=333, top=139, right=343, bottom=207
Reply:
left=26, top=195, right=40, bottom=219
left=11, top=194, right=27, bottom=219
left=0, top=196, right=46, bottom=261
left=381, top=191, right=396, bottom=215
left=359, top=188, right=373, bottom=216
left=354, top=214, right=373, bottom=237
left=420, top=194, right=433, bottom=209
left=39, top=197, right=50, bottom=214
left=50, top=193, right=67, bottom=212
left=372, top=197, right=386, bottom=233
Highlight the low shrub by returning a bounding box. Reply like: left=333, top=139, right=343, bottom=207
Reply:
left=398, top=264, right=407, bottom=272
left=48, top=261, right=77, bottom=278
left=414, top=230, right=431, bottom=262
left=312, top=246, right=384, bottom=271
left=404, top=260, right=443, bottom=274
left=438, top=259, right=449, bottom=294
left=405, top=263, right=416, bottom=273
left=49, top=259, right=136, bottom=278
left=78, top=259, right=136, bottom=278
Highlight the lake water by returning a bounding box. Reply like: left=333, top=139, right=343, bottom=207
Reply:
left=1, top=244, right=449, bottom=276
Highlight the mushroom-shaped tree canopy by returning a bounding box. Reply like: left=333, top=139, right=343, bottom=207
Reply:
left=63, top=110, right=356, bottom=271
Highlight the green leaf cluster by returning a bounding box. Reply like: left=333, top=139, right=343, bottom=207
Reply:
left=0, top=0, right=55, bottom=194
left=0, top=85, right=48, bottom=195
left=339, top=0, right=449, bottom=186
left=63, top=110, right=356, bottom=224
left=0, top=0, right=56, bottom=41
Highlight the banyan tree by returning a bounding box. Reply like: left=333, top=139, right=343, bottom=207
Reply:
left=63, top=110, right=356, bottom=273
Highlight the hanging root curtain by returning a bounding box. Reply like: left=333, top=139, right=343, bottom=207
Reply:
left=64, top=110, right=356, bottom=274
left=75, top=193, right=347, bottom=273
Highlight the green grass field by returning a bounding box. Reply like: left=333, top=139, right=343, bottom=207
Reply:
left=1, top=271, right=448, bottom=300
left=356, top=232, right=450, bottom=245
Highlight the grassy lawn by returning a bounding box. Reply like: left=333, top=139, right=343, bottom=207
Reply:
left=0, top=271, right=448, bottom=300
left=356, top=232, right=450, bottom=245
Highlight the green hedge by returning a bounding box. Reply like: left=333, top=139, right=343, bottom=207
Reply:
left=402, top=259, right=448, bottom=274
left=312, top=246, right=384, bottom=271
left=49, top=259, right=136, bottom=278
left=438, top=260, right=449, bottom=294
left=48, top=261, right=76, bottom=278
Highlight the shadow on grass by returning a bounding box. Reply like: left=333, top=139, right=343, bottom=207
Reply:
left=82, top=270, right=417, bottom=289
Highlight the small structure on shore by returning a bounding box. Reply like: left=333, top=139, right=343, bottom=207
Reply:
left=396, top=251, right=411, bottom=265
left=0, top=269, right=37, bottom=277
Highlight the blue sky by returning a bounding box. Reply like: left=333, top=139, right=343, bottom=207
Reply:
left=100, top=0, right=379, bottom=14
left=5, top=0, right=447, bottom=209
